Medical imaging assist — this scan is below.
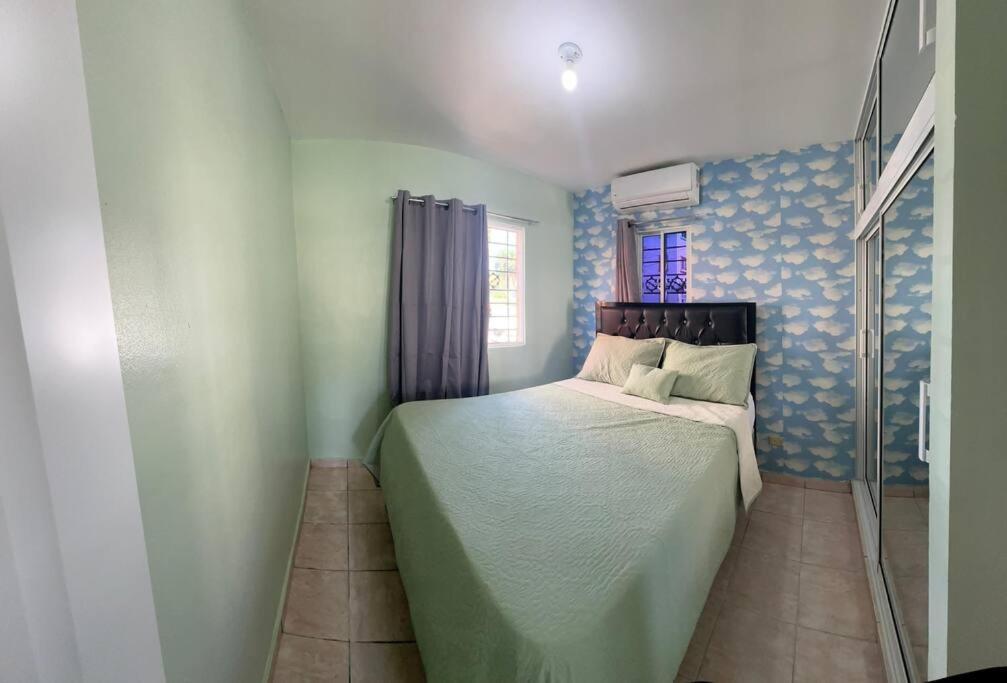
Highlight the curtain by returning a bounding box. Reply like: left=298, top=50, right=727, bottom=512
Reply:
left=389, top=190, right=490, bottom=404
left=614, top=218, right=641, bottom=301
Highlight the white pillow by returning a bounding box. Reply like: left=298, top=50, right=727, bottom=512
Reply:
left=576, top=334, right=666, bottom=386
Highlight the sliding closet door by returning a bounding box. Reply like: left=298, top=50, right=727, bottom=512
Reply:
left=862, top=229, right=882, bottom=508
left=880, top=152, right=933, bottom=679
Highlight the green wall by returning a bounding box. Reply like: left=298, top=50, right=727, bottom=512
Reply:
left=76, top=1, right=308, bottom=681
left=931, top=0, right=1007, bottom=676
left=292, top=139, right=573, bottom=460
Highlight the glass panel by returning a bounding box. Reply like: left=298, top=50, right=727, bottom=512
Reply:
left=864, top=102, right=879, bottom=207
left=881, top=152, right=933, bottom=679
left=487, top=224, right=523, bottom=346
left=864, top=228, right=882, bottom=508
left=880, top=0, right=935, bottom=175
left=663, top=231, right=688, bottom=303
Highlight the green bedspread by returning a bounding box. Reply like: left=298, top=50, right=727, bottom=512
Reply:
left=365, top=383, right=740, bottom=682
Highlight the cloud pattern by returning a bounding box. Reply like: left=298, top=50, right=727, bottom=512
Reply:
left=572, top=142, right=861, bottom=481
left=881, top=155, right=933, bottom=485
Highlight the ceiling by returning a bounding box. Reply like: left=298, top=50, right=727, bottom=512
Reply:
left=246, top=0, right=883, bottom=190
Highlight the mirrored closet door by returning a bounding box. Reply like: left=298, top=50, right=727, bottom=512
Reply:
left=880, top=152, right=933, bottom=679
left=854, top=1, right=935, bottom=680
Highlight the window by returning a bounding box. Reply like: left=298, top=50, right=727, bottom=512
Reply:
left=487, top=220, right=525, bottom=347
left=640, top=229, right=688, bottom=303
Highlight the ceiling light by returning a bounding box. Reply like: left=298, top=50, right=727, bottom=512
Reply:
left=558, top=42, right=582, bottom=92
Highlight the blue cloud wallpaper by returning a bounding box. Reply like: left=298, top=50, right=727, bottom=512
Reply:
left=572, top=142, right=861, bottom=480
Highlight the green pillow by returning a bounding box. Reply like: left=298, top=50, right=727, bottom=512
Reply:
left=621, top=364, right=679, bottom=403
left=577, top=334, right=666, bottom=386
left=660, top=339, right=757, bottom=406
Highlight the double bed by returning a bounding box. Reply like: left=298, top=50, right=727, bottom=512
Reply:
left=365, top=302, right=761, bottom=682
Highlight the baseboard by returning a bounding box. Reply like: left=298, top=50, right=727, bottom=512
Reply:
left=852, top=480, right=909, bottom=683
left=759, top=469, right=852, bottom=493
left=260, top=457, right=312, bottom=683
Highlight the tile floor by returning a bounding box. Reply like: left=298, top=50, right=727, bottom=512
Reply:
left=270, top=460, right=425, bottom=683
left=271, top=466, right=884, bottom=683
left=678, top=480, right=885, bottom=683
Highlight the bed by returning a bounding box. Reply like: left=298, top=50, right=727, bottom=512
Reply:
left=365, top=302, right=761, bottom=682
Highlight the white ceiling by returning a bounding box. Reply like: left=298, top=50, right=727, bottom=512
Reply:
left=246, top=0, right=883, bottom=190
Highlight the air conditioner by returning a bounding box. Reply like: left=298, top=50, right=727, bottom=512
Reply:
left=611, top=162, right=700, bottom=212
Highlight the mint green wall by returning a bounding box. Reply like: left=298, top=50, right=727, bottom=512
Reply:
left=292, top=139, right=573, bottom=460
left=931, top=1, right=1007, bottom=676
left=76, top=1, right=308, bottom=681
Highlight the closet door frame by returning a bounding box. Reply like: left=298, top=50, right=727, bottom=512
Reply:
left=854, top=141, right=935, bottom=683
left=852, top=3, right=936, bottom=680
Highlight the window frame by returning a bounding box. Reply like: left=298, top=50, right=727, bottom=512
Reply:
left=636, top=226, right=692, bottom=304
left=486, top=218, right=526, bottom=348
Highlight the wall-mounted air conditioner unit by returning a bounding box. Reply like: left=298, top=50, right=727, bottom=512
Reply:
left=611, top=162, right=700, bottom=212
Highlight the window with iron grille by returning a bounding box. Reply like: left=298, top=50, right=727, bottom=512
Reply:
left=487, top=221, right=525, bottom=347
left=640, top=229, right=688, bottom=303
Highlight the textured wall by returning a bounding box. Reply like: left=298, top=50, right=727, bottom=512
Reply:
left=292, top=139, right=573, bottom=461
left=573, top=142, right=859, bottom=480
left=77, top=0, right=308, bottom=680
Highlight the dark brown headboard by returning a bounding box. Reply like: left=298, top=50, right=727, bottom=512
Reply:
left=595, top=301, right=758, bottom=396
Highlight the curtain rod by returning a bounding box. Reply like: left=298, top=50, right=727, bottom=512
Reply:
left=389, top=196, right=538, bottom=225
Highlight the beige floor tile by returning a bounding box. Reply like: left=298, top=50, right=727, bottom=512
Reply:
left=803, top=489, right=856, bottom=525
left=885, top=484, right=915, bottom=498
left=882, top=497, right=926, bottom=531
left=312, top=458, right=348, bottom=468
left=700, top=604, right=796, bottom=683
left=915, top=498, right=929, bottom=524
left=802, top=519, right=863, bottom=572
left=272, top=634, right=348, bottom=683
left=350, top=642, right=426, bottom=683
left=308, top=466, right=347, bottom=491
left=678, top=591, right=724, bottom=679
left=794, top=627, right=884, bottom=683
left=350, top=571, right=415, bottom=642
left=731, top=509, right=749, bottom=547
left=348, top=462, right=379, bottom=490
left=797, top=564, right=876, bottom=641
left=753, top=483, right=805, bottom=518
left=913, top=486, right=929, bottom=499
left=350, top=524, right=397, bottom=570
left=283, top=569, right=349, bottom=640
left=882, top=529, right=928, bottom=577
left=304, top=490, right=348, bottom=524
left=295, top=523, right=348, bottom=571
left=913, top=645, right=928, bottom=681
left=709, top=546, right=738, bottom=602
left=893, top=573, right=928, bottom=646
left=743, top=511, right=804, bottom=562
left=804, top=478, right=851, bottom=493
left=727, top=547, right=801, bottom=623
left=350, top=490, right=389, bottom=524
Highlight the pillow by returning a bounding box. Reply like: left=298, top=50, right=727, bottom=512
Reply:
left=659, top=339, right=757, bottom=406
left=577, top=334, right=666, bottom=386
left=621, top=364, right=679, bottom=403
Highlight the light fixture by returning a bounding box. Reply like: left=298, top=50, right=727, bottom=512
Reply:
left=558, top=42, right=582, bottom=92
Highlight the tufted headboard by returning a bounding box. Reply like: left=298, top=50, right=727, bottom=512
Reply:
left=595, top=301, right=758, bottom=397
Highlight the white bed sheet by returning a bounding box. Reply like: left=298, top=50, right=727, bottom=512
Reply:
left=555, top=377, right=763, bottom=510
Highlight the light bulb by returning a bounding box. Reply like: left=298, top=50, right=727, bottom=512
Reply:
left=561, top=64, right=578, bottom=92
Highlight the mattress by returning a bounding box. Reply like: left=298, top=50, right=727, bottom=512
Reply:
left=365, top=380, right=759, bottom=682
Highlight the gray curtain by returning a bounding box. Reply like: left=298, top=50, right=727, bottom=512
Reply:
left=389, top=190, right=490, bottom=404
left=614, top=218, right=641, bottom=301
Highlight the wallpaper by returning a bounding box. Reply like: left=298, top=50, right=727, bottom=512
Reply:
left=572, top=142, right=859, bottom=480
left=881, top=155, right=934, bottom=486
